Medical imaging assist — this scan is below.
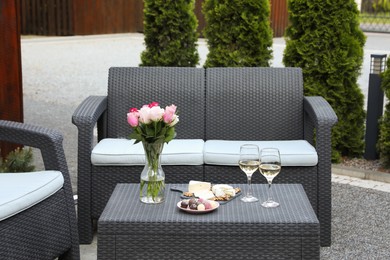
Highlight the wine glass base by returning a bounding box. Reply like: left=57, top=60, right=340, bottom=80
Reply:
left=261, top=200, right=279, bottom=208
left=241, top=196, right=259, bottom=203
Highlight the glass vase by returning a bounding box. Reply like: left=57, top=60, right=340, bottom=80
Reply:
left=140, top=141, right=165, bottom=204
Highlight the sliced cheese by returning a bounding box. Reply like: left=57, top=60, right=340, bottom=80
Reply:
left=188, top=180, right=211, bottom=193
left=194, top=190, right=215, bottom=200
left=212, top=184, right=236, bottom=197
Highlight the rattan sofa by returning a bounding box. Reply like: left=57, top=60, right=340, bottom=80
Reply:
left=0, top=120, right=79, bottom=260
left=72, top=67, right=337, bottom=246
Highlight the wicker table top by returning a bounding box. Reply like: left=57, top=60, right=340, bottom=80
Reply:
left=99, top=183, right=319, bottom=237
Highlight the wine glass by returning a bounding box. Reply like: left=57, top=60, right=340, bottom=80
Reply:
left=238, top=144, right=260, bottom=202
left=259, top=148, right=281, bottom=208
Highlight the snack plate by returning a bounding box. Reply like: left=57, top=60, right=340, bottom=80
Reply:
left=177, top=200, right=219, bottom=214
left=179, top=190, right=242, bottom=205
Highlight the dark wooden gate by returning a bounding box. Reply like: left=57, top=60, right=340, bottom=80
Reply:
left=20, top=0, right=73, bottom=35
left=271, top=0, right=289, bottom=37
left=0, top=0, right=24, bottom=157
left=20, top=0, right=288, bottom=37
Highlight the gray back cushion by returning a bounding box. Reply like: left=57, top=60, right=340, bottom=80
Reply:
left=107, top=67, right=205, bottom=139
left=206, top=67, right=304, bottom=140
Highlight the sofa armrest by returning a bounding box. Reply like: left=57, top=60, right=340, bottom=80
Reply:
left=72, top=96, right=107, bottom=243
left=303, top=95, right=338, bottom=167
left=72, top=95, right=108, bottom=144
left=303, top=96, right=338, bottom=154
left=0, top=120, right=69, bottom=180
left=303, top=96, right=337, bottom=247
left=304, top=96, right=338, bottom=130
left=72, top=96, right=108, bottom=133
left=72, top=95, right=107, bottom=174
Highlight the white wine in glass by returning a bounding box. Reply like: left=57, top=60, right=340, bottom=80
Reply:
left=259, top=148, right=281, bottom=208
left=239, top=144, right=260, bottom=202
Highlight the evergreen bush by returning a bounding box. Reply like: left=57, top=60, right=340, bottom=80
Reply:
left=140, top=0, right=199, bottom=67
left=0, top=147, right=35, bottom=173
left=203, top=0, right=273, bottom=67
left=378, top=57, right=390, bottom=167
left=373, top=0, right=390, bottom=12
left=283, top=0, right=366, bottom=162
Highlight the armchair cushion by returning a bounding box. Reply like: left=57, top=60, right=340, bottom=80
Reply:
left=204, top=140, right=318, bottom=167
left=0, top=171, right=64, bottom=221
left=91, top=138, right=204, bottom=166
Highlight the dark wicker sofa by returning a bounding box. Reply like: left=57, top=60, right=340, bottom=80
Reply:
left=72, top=67, right=337, bottom=246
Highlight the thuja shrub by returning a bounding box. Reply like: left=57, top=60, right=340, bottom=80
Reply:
left=203, top=0, right=273, bottom=67
left=0, top=147, right=35, bottom=173
left=140, top=0, right=199, bottom=67
left=283, top=0, right=366, bottom=162
left=378, top=57, right=390, bottom=167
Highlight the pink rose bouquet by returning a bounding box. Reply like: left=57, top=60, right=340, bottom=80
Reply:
left=127, top=102, right=179, bottom=144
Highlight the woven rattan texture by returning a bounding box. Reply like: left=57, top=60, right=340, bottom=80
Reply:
left=73, top=95, right=108, bottom=243
left=72, top=67, right=337, bottom=246
left=90, top=165, right=204, bottom=218
left=303, top=96, right=338, bottom=246
left=206, top=67, right=303, bottom=140
left=0, top=190, right=71, bottom=259
left=204, top=166, right=318, bottom=212
left=107, top=67, right=206, bottom=139
left=98, top=183, right=319, bottom=260
left=0, top=120, right=79, bottom=260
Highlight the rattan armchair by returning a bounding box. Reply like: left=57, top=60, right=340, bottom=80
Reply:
left=0, top=120, right=79, bottom=260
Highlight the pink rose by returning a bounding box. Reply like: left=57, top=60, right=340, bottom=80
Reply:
left=148, top=102, right=159, bottom=108
left=163, top=105, right=177, bottom=124
left=127, top=111, right=139, bottom=127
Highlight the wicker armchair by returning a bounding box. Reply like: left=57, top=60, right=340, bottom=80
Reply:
left=0, top=120, right=79, bottom=260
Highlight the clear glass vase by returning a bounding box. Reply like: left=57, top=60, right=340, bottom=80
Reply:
left=140, top=141, right=165, bottom=204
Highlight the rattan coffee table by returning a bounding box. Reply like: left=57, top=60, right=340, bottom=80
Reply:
left=98, top=183, right=319, bottom=260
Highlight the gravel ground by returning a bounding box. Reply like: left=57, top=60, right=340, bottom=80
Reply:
left=340, top=157, right=390, bottom=173
left=320, top=183, right=390, bottom=259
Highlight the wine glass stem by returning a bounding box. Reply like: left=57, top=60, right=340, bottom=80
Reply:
left=247, top=176, right=253, bottom=197
left=267, top=181, right=273, bottom=201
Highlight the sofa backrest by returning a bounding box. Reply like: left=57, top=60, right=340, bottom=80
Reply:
left=107, top=67, right=206, bottom=139
left=206, top=67, right=304, bottom=140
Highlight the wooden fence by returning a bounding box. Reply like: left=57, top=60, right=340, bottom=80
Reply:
left=20, top=0, right=288, bottom=37
left=20, top=0, right=73, bottom=35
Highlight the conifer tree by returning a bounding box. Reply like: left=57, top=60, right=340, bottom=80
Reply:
left=141, top=0, right=199, bottom=67
left=378, top=57, right=390, bottom=167
left=203, top=0, right=273, bottom=67
left=283, top=0, right=366, bottom=161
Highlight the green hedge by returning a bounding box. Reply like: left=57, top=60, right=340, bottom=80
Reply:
left=374, top=0, right=390, bottom=12
left=378, top=57, right=390, bottom=167
left=0, top=147, right=35, bottom=173
left=202, top=0, right=273, bottom=67
left=283, top=0, right=366, bottom=162
left=140, top=0, right=199, bottom=67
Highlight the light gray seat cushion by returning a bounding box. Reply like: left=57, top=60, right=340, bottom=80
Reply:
left=204, top=140, right=318, bottom=167
left=0, top=171, right=64, bottom=221
left=91, top=138, right=205, bottom=166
